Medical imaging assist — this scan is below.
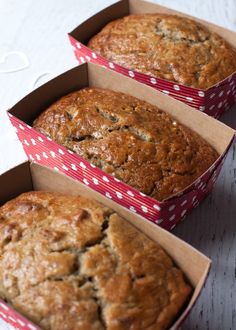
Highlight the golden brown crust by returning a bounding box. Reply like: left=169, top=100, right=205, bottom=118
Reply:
left=88, top=14, right=236, bottom=89
left=0, top=191, right=191, bottom=330
left=33, top=87, right=218, bottom=201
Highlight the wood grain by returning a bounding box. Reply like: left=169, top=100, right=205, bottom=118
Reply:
left=0, top=1, right=236, bottom=329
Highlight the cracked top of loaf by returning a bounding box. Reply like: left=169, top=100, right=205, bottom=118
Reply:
left=0, top=191, right=191, bottom=330
left=33, top=87, right=218, bottom=201
left=87, top=14, right=236, bottom=89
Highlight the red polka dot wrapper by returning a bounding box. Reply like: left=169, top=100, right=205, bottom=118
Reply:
left=8, top=63, right=235, bottom=232
left=68, top=0, right=236, bottom=120
left=0, top=300, right=39, bottom=330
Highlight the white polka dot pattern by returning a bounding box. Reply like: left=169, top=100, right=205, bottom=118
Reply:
left=141, top=205, right=148, bottom=213
left=209, top=105, right=215, bottom=111
left=128, top=70, right=135, bottom=77
left=219, top=91, right=224, bottom=97
left=17, top=320, right=25, bottom=327
left=181, top=209, right=187, bottom=217
left=83, top=178, right=89, bottom=185
left=62, top=164, right=69, bottom=171
left=4, top=49, right=235, bottom=330
left=79, top=161, right=86, bottom=169
left=27, top=325, right=38, bottom=330
left=139, top=192, right=146, bottom=197
left=0, top=299, right=40, bottom=329
left=69, top=36, right=236, bottom=119
left=173, top=85, right=180, bottom=91
left=50, top=151, right=56, bottom=158
left=108, top=62, right=115, bottom=69
left=150, top=77, right=157, bottom=84
left=127, top=190, right=134, bottom=197
left=169, top=214, right=176, bottom=221
left=24, top=140, right=30, bottom=146
left=71, top=164, right=77, bottom=171
left=105, top=192, right=112, bottom=199
left=58, top=148, right=64, bottom=155
left=186, top=97, right=193, bottom=102
left=0, top=121, right=221, bottom=327
left=14, top=111, right=230, bottom=233
left=102, top=176, right=109, bottom=183
left=155, top=218, right=163, bottom=224
left=153, top=204, right=161, bottom=211
left=168, top=204, right=176, bottom=212
left=198, top=91, right=205, bottom=97
left=0, top=303, right=9, bottom=311
left=116, top=192, right=123, bottom=199
left=7, top=54, right=234, bottom=235
left=92, top=178, right=99, bottom=185
left=129, top=206, right=136, bottom=213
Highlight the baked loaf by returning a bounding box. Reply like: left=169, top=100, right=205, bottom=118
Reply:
left=33, top=88, right=218, bottom=201
left=0, top=191, right=191, bottom=330
left=88, top=14, right=236, bottom=89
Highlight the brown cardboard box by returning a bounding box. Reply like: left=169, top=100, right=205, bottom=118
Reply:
left=69, top=0, right=236, bottom=118
left=0, top=162, right=211, bottom=330
left=8, top=62, right=235, bottom=230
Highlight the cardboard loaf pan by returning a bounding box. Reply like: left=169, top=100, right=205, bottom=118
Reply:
left=0, top=161, right=211, bottom=330
left=8, top=62, right=235, bottom=230
left=69, top=0, right=236, bottom=118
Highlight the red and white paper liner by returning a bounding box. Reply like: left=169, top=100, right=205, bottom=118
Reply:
left=9, top=114, right=233, bottom=231
left=0, top=299, right=39, bottom=330
left=69, top=36, right=236, bottom=119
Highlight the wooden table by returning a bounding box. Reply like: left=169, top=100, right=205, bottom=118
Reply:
left=0, top=1, right=236, bottom=329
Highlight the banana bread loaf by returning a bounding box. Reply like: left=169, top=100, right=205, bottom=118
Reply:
left=33, top=87, right=218, bottom=201
left=88, top=14, right=236, bottom=89
left=0, top=191, right=191, bottom=330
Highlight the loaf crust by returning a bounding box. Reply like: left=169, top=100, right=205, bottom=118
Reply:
left=33, top=87, right=218, bottom=201
left=0, top=191, right=191, bottom=330
left=88, top=14, right=236, bottom=89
